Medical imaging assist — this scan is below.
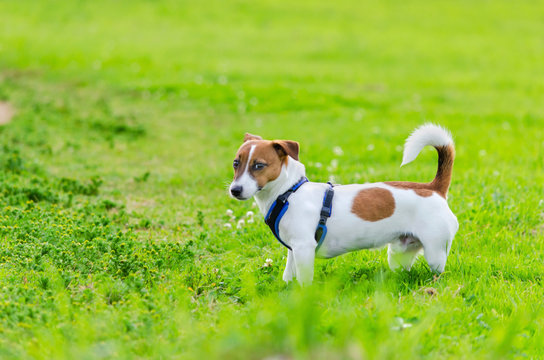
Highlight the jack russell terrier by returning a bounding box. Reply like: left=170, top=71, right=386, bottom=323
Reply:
left=229, top=124, right=458, bottom=285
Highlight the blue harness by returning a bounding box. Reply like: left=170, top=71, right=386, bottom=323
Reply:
left=264, top=177, right=335, bottom=252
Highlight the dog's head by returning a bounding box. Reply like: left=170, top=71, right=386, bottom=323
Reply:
left=229, top=133, right=299, bottom=200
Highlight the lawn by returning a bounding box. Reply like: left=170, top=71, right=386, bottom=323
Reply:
left=0, top=0, right=543, bottom=358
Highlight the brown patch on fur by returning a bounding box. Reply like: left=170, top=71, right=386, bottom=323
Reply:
left=386, top=143, right=455, bottom=199
left=415, top=189, right=433, bottom=197
left=351, top=187, right=395, bottom=222
left=251, top=142, right=286, bottom=188
left=385, top=182, right=434, bottom=197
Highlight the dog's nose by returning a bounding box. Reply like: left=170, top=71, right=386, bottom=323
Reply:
left=230, top=186, right=243, bottom=197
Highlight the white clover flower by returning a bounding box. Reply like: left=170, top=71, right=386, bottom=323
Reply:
left=315, top=162, right=322, bottom=168
left=333, top=146, right=344, bottom=156
left=237, top=219, right=245, bottom=229
left=223, top=223, right=232, bottom=229
left=391, top=317, right=412, bottom=331
left=246, top=211, right=254, bottom=218
left=263, top=258, right=273, bottom=267
left=226, top=209, right=234, bottom=216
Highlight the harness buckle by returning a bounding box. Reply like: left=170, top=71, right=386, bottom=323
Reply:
left=320, top=207, right=331, bottom=217
left=315, top=223, right=327, bottom=243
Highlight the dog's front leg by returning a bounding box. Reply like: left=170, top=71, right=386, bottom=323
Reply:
left=282, top=250, right=296, bottom=283
left=292, top=241, right=316, bottom=286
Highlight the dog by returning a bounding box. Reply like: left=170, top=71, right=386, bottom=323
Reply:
left=229, top=124, right=458, bottom=285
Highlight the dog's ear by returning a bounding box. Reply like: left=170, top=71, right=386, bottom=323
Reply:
left=273, top=140, right=300, bottom=161
left=244, top=133, right=262, bottom=142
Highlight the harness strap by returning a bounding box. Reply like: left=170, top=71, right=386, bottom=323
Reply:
left=315, top=182, right=334, bottom=251
left=264, top=177, right=308, bottom=250
left=264, top=179, right=335, bottom=252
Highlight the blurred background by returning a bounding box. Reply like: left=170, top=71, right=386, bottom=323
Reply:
left=2, top=0, right=542, bottom=190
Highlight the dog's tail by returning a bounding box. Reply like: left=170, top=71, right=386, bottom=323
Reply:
left=401, top=124, right=455, bottom=198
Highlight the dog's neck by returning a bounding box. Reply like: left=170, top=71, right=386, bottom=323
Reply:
left=254, top=157, right=306, bottom=216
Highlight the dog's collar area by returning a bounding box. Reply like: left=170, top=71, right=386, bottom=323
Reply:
left=264, top=178, right=335, bottom=252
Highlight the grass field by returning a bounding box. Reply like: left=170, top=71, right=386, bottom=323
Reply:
left=1, top=0, right=543, bottom=358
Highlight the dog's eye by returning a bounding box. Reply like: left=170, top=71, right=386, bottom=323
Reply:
left=233, top=160, right=239, bottom=169
left=253, top=163, right=267, bottom=171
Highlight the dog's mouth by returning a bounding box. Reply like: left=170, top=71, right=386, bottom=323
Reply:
left=233, top=194, right=249, bottom=201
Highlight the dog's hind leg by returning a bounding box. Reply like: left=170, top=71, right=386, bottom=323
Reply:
left=417, top=228, right=451, bottom=273
left=387, top=235, right=422, bottom=271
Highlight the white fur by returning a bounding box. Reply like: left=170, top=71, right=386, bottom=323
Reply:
left=231, top=126, right=459, bottom=286
left=402, top=124, right=453, bottom=166
left=230, top=145, right=258, bottom=200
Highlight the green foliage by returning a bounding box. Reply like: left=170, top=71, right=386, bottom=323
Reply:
left=0, top=0, right=543, bottom=358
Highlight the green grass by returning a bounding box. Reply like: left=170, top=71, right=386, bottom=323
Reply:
left=1, top=0, right=544, bottom=358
